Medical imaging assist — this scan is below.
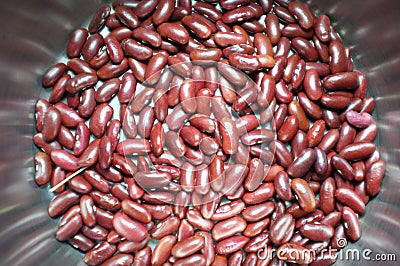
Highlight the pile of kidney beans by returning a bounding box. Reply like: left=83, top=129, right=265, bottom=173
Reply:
left=34, top=0, right=386, bottom=265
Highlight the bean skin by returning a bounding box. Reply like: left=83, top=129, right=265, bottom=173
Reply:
left=157, top=22, right=190, bottom=45
left=67, top=28, right=89, bottom=58
left=366, top=160, right=385, bottom=196
left=291, top=178, right=317, bottom=212
left=216, top=236, right=250, bottom=255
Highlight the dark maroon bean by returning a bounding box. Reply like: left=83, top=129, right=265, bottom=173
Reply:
left=89, top=103, right=113, bottom=138
left=88, top=5, right=111, bottom=33
left=153, top=0, right=175, bottom=25
left=42, top=107, right=62, bottom=142
left=42, top=63, right=68, bottom=88
left=82, top=33, right=103, bottom=62
left=342, top=206, right=361, bottom=241
left=115, top=6, right=140, bottom=29
left=157, top=22, right=190, bottom=45
left=222, top=6, right=256, bottom=24
left=366, top=160, right=385, bottom=196
left=287, top=148, right=316, bottom=178
left=329, top=40, right=348, bottom=74
left=291, top=178, right=317, bottom=212
left=67, top=28, right=89, bottom=58
left=121, top=39, right=153, bottom=61
left=291, top=37, right=318, bottom=61
left=97, top=57, right=129, bottom=80
left=34, top=152, right=52, bottom=186
left=48, top=190, right=80, bottom=218
left=265, top=13, right=280, bottom=45
left=84, top=241, right=117, bottom=266
left=288, top=1, right=314, bottom=29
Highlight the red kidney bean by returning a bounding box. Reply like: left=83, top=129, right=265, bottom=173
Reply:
left=282, top=23, right=314, bottom=39
left=275, top=79, right=293, bottom=104
left=242, top=182, right=275, bottom=205
left=329, top=40, right=348, bottom=74
left=57, top=212, right=82, bottom=240
left=287, top=148, right=316, bottom=178
left=157, top=22, right=190, bottom=45
left=288, top=1, right=314, bottom=29
left=67, top=28, right=89, bottom=58
left=112, top=212, right=147, bottom=242
left=88, top=5, right=111, bottom=34
left=116, top=138, right=151, bottom=155
left=130, top=87, right=155, bottom=113
left=68, top=233, right=94, bottom=252
left=84, top=241, right=116, bottom=266
left=290, top=130, right=308, bottom=159
left=151, top=215, right=180, bottom=239
left=151, top=235, right=176, bottom=266
left=291, top=37, right=318, bottom=61
left=332, top=155, right=355, bottom=180
left=78, top=87, right=96, bottom=118
left=342, top=206, right=361, bottom=241
left=366, top=160, right=385, bottom=196
left=48, top=190, right=80, bottom=218
left=42, top=63, right=68, bottom=88
left=216, top=235, right=249, bottom=255
left=318, top=129, right=340, bottom=153
left=41, top=107, right=62, bottom=142
left=300, top=223, right=334, bottom=242
left=270, top=213, right=295, bottom=245
left=170, top=235, right=205, bottom=258
left=307, top=120, right=326, bottom=148
left=242, top=201, right=275, bottom=223
left=339, top=142, right=376, bottom=162
left=89, top=103, right=113, bottom=138
left=278, top=115, right=299, bottom=143
left=274, top=171, right=292, bottom=201
left=291, top=178, right=317, bottom=212
left=34, top=152, right=52, bottom=186
left=67, top=58, right=96, bottom=75
left=82, top=33, right=104, bottom=62
left=265, top=13, right=281, bottom=45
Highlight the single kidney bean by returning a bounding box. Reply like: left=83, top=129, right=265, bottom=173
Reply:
left=69, top=173, right=92, bottom=194
left=298, top=92, right=323, bottom=120
left=50, top=149, right=79, bottom=172
left=131, top=87, right=155, bottom=113
left=274, top=171, right=292, bottom=201
left=151, top=235, right=176, bottom=266
left=342, top=206, right=361, bottom=241
left=97, top=57, right=129, bottom=80
left=151, top=215, right=180, bottom=239
left=354, top=122, right=377, bottom=143
left=270, top=213, right=295, bottom=245
left=48, top=190, right=80, bottom=218
left=314, top=147, right=328, bottom=175
left=242, top=201, right=275, bottom=223
left=288, top=100, right=309, bottom=131
left=215, top=235, right=249, bottom=255
left=307, top=120, right=326, bottom=148
left=42, top=107, right=62, bottom=143
left=243, top=182, right=275, bottom=205
left=78, top=87, right=96, bottom=118
left=116, top=138, right=151, bottom=155
left=287, top=148, right=316, bottom=178
left=121, top=38, right=153, bottom=59
left=56, top=213, right=82, bottom=242
left=42, top=63, right=68, bottom=88
left=67, top=28, right=89, bottom=58
left=329, top=40, right=348, bottom=74
left=291, top=178, right=317, bottom=212
left=288, top=1, right=314, bottom=29
left=265, top=13, right=280, bottom=45
left=304, top=69, right=323, bottom=101
left=34, top=152, right=52, bottom=186
left=67, top=233, right=94, bottom=252
left=318, top=129, right=340, bottom=153
left=288, top=129, right=306, bottom=159
left=67, top=58, right=96, bottom=75
left=171, top=235, right=205, bottom=258
left=157, top=22, right=190, bottom=45
left=275, top=79, right=293, bottom=104
left=314, top=14, right=331, bottom=42
left=95, top=78, right=120, bottom=103
left=336, top=122, right=356, bottom=152
left=112, top=212, right=147, bottom=242
left=83, top=241, right=117, bottom=266
left=300, top=223, right=334, bottom=242
left=332, top=155, right=355, bottom=180
left=114, top=6, right=139, bottom=29
left=278, top=115, right=299, bottom=143
left=335, top=187, right=365, bottom=214
left=291, top=37, right=318, bottom=61
left=150, top=122, right=165, bottom=157
left=137, top=106, right=154, bottom=138
left=339, top=142, right=376, bottom=162
left=89, top=103, right=113, bottom=138
left=346, top=110, right=372, bottom=129
left=187, top=208, right=214, bottom=231
left=82, top=33, right=103, bottom=62
left=79, top=194, right=96, bottom=227
left=77, top=139, right=100, bottom=168
left=88, top=5, right=111, bottom=34
left=366, top=160, right=385, bottom=196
